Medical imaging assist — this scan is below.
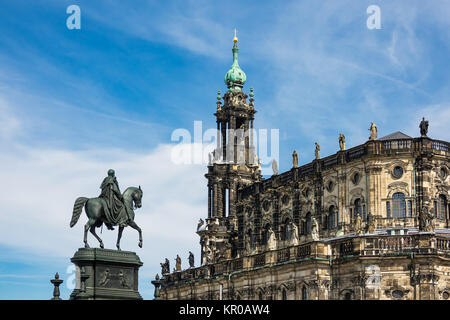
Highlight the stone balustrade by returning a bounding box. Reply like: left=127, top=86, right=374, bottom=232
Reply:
left=161, top=233, right=450, bottom=286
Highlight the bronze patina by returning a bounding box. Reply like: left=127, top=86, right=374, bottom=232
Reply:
left=70, top=169, right=144, bottom=250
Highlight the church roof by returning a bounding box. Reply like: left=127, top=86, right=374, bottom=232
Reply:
left=378, top=131, right=412, bottom=141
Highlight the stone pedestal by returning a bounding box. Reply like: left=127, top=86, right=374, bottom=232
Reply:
left=70, top=248, right=143, bottom=300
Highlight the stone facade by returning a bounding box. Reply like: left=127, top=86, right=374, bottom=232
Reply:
left=158, top=40, right=450, bottom=300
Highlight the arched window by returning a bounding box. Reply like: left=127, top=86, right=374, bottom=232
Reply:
left=306, top=213, right=312, bottom=234
left=282, top=218, right=291, bottom=240
left=354, top=199, right=362, bottom=219
left=323, top=215, right=328, bottom=230
left=392, top=192, right=406, bottom=218
left=386, top=201, right=391, bottom=218
left=438, top=195, right=447, bottom=220
left=344, top=292, right=352, bottom=300
left=262, top=224, right=270, bottom=245
left=328, top=206, right=336, bottom=229
left=282, top=289, right=287, bottom=300
left=258, top=292, right=263, bottom=300
left=301, top=287, right=307, bottom=300
left=247, top=229, right=253, bottom=248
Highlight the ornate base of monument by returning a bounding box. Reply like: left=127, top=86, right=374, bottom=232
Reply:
left=70, top=248, right=143, bottom=300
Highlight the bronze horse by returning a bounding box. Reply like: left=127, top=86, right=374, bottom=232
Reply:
left=70, top=186, right=143, bottom=250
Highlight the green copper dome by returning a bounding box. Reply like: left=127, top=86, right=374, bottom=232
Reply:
left=224, top=42, right=246, bottom=92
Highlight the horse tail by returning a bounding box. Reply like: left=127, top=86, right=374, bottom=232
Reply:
left=70, top=197, right=89, bottom=227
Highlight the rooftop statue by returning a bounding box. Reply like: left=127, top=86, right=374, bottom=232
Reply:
left=175, top=255, right=182, bottom=271
left=188, top=251, right=195, bottom=268
left=419, top=117, right=429, bottom=137
left=272, top=159, right=278, bottom=175
left=339, top=133, right=346, bottom=151
left=292, top=150, right=298, bottom=168
left=315, top=142, right=321, bottom=160
left=369, top=122, right=378, bottom=140
left=70, top=169, right=144, bottom=250
left=160, top=258, right=170, bottom=275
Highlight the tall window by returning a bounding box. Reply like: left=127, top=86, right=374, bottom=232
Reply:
left=282, top=289, right=287, bottom=300
left=262, top=224, right=270, bottom=245
left=306, top=213, right=312, bottom=234
left=300, top=220, right=306, bottom=235
left=386, top=201, right=391, bottom=218
left=438, top=195, right=447, bottom=220
left=302, top=287, right=307, bottom=300
left=408, top=200, right=413, bottom=217
left=329, top=206, right=336, bottom=229
left=282, top=219, right=291, bottom=240
left=392, top=192, right=406, bottom=218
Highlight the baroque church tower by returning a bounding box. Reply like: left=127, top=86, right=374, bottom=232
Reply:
left=198, top=32, right=262, bottom=265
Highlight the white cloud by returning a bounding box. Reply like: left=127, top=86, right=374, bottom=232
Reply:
left=0, top=112, right=208, bottom=286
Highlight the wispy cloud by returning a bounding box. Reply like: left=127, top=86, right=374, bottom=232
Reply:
left=0, top=114, right=207, bottom=298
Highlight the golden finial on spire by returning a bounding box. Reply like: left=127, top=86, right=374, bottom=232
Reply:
left=233, top=28, right=238, bottom=44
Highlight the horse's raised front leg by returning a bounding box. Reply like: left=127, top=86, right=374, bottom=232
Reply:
left=116, top=226, right=124, bottom=251
left=128, top=221, right=143, bottom=248
left=84, top=219, right=96, bottom=248
left=90, top=225, right=104, bottom=249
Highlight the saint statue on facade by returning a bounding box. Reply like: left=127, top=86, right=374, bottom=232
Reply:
left=419, top=202, right=434, bottom=232
left=354, top=214, right=363, bottom=235
left=369, top=122, right=378, bottom=140
left=292, top=150, right=298, bottom=168
left=272, top=159, right=278, bottom=175
left=419, top=117, right=429, bottom=137
left=339, top=133, right=346, bottom=151
left=267, top=227, right=277, bottom=251
left=366, top=212, right=376, bottom=234
left=290, top=222, right=299, bottom=245
left=311, top=217, right=319, bottom=241
left=188, top=251, right=195, bottom=268
left=175, top=255, right=182, bottom=271
left=315, top=143, right=320, bottom=160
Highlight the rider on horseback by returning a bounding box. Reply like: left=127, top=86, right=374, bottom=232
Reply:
left=99, top=169, right=131, bottom=230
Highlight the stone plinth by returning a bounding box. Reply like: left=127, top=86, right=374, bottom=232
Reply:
left=70, top=248, right=143, bottom=300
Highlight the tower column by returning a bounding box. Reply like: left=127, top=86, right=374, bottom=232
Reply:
left=229, top=181, right=237, bottom=217
left=222, top=122, right=227, bottom=162
left=245, top=119, right=250, bottom=164
left=208, top=184, right=212, bottom=218
left=230, top=116, right=236, bottom=163
left=213, top=183, right=218, bottom=217
left=217, top=121, right=221, bottom=153
left=250, top=119, right=255, bottom=164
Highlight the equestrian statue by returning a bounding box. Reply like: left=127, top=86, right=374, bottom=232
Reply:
left=70, top=169, right=144, bottom=250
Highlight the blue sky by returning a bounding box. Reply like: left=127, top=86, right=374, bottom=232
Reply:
left=0, top=0, right=449, bottom=299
